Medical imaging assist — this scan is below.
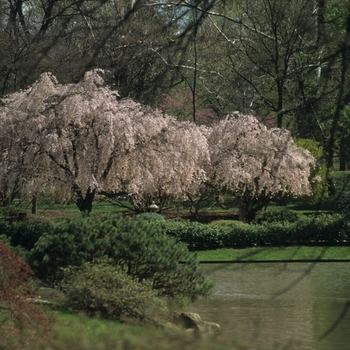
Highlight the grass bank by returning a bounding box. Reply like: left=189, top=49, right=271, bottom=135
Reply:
left=39, top=308, right=233, bottom=350
left=195, top=246, right=350, bottom=261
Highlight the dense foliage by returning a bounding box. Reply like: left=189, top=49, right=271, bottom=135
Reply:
left=0, top=242, right=49, bottom=349
left=0, top=220, right=52, bottom=252
left=207, top=114, right=319, bottom=222
left=0, top=72, right=317, bottom=221
left=0, top=70, right=209, bottom=213
left=28, top=214, right=213, bottom=303
left=59, top=261, right=168, bottom=322
left=251, top=209, right=307, bottom=225
left=163, top=214, right=347, bottom=249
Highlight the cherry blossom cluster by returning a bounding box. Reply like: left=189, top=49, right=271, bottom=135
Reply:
left=0, top=70, right=318, bottom=215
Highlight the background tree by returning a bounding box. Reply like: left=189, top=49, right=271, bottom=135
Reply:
left=159, top=0, right=350, bottom=187
left=2, top=0, right=350, bottom=211
left=0, top=70, right=136, bottom=211
left=207, top=113, right=318, bottom=222
left=0, top=0, right=178, bottom=105
left=338, top=106, right=350, bottom=170
left=114, top=112, right=210, bottom=212
left=0, top=70, right=210, bottom=212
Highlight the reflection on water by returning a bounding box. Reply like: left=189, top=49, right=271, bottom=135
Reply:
left=189, top=263, right=350, bottom=349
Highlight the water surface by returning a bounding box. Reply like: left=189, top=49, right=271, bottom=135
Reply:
left=189, top=262, right=350, bottom=349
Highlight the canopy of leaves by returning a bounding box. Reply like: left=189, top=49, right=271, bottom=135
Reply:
left=29, top=214, right=213, bottom=304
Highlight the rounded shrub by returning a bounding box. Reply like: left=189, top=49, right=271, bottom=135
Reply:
left=163, top=220, right=224, bottom=250
left=339, top=216, right=350, bottom=241
left=59, top=261, right=167, bottom=322
left=8, top=221, right=53, bottom=251
left=137, top=212, right=165, bottom=222
left=28, top=214, right=213, bottom=304
left=0, top=220, right=53, bottom=256
left=251, top=208, right=306, bottom=225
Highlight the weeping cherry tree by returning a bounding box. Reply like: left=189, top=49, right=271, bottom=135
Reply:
left=0, top=70, right=209, bottom=212
left=208, top=113, right=319, bottom=222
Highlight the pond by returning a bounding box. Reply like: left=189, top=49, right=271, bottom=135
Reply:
left=189, top=262, right=350, bottom=350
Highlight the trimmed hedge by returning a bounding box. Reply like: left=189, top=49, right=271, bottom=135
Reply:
left=163, top=214, right=348, bottom=249
left=251, top=208, right=307, bottom=225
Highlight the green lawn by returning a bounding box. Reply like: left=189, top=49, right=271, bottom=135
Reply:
left=195, top=246, right=350, bottom=261
left=41, top=308, right=229, bottom=350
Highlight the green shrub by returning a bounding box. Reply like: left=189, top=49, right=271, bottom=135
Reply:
left=164, top=221, right=225, bottom=250
left=29, top=214, right=213, bottom=304
left=28, top=213, right=122, bottom=283
left=304, top=214, right=344, bottom=243
left=103, top=216, right=214, bottom=303
left=0, top=220, right=53, bottom=252
left=294, top=138, right=327, bottom=204
left=0, top=221, right=11, bottom=238
left=0, top=233, right=11, bottom=245
left=333, top=172, right=350, bottom=213
left=163, top=213, right=346, bottom=248
left=252, top=208, right=307, bottom=225
left=10, top=221, right=53, bottom=250
left=0, top=206, right=20, bottom=217
left=59, top=261, right=167, bottom=322
left=137, top=212, right=165, bottom=222
left=257, top=214, right=344, bottom=245
left=208, top=220, right=249, bottom=228
left=339, top=216, right=350, bottom=241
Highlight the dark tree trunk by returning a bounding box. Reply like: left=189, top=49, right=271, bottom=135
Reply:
left=238, top=197, right=270, bottom=223
left=75, top=188, right=96, bottom=213
left=339, top=142, right=347, bottom=171
left=31, top=196, right=37, bottom=214
left=327, top=174, right=336, bottom=197
left=2, top=193, right=16, bottom=207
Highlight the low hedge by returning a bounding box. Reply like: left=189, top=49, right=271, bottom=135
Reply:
left=163, top=214, right=348, bottom=249
left=251, top=208, right=307, bottom=225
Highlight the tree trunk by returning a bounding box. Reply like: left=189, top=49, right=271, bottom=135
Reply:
left=75, top=188, right=96, bottom=213
left=238, top=206, right=247, bottom=223
left=238, top=198, right=255, bottom=223
left=327, top=174, right=336, bottom=197
left=238, top=197, right=271, bottom=223
left=31, top=196, right=37, bottom=214
left=339, top=142, right=347, bottom=170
